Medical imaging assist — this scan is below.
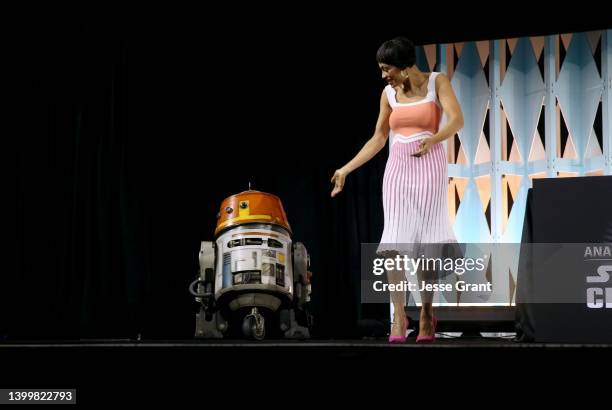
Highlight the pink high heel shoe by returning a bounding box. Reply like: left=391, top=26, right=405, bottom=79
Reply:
left=388, top=316, right=409, bottom=343
left=416, top=316, right=437, bottom=344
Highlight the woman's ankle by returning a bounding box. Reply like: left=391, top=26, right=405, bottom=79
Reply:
left=420, top=308, right=433, bottom=321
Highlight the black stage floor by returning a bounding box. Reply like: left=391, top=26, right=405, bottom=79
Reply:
left=2, top=337, right=611, bottom=351
left=0, top=338, right=605, bottom=402
left=3, top=336, right=612, bottom=347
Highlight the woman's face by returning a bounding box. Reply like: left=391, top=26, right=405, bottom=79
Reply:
left=379, top=63, right=403, bottom=87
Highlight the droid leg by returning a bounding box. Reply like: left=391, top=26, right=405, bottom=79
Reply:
left=195, top=308, right=226, bottom=338
left=280, top=308, right=311, bottom=339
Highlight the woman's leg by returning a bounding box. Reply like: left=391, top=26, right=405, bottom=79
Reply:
left=385, top=252, right=408, bottom=337
left=417, top=268, right=437, bottom=337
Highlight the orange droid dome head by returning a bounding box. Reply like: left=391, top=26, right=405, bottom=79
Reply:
left=214, top=190, right=292, bottom=236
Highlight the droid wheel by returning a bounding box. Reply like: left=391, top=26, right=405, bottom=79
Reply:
left=242, top=315, right=265, bottom=340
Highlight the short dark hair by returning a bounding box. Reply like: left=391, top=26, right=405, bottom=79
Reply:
left=376, top=37, right=416, bottom=69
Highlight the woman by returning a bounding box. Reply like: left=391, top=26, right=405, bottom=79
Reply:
left=330, top=37, right=464, bottom=343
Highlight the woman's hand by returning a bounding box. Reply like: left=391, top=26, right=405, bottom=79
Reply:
left=330, top=168, right=348, bottom=197
left=412, top=137, right=436, bottom=157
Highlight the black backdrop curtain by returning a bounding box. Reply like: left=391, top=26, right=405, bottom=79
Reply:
left=4, top=16, right=607, bottom=340
left=3, top=22, right=392, bottom=340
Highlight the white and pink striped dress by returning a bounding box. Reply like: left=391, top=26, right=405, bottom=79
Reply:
left=377, top=72, right=457, bottom=256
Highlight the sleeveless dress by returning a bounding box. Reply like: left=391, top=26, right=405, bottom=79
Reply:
left=377, top=72, right=457, bottom=258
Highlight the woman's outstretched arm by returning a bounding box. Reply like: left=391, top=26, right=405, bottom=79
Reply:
left=331, top=90, right=392, bottom=197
